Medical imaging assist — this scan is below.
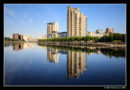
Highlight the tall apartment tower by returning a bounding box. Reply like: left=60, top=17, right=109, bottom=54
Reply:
left=67, top=6, right=87, bottom=37
left=47, top=22, right=59, bottom=38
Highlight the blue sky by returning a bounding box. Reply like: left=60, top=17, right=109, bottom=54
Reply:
left=4, top=4, right=126, bottom=38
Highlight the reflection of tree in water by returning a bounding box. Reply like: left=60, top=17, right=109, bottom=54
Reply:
left=4, top=42, right=10, bottom=47
left=38, top=44, right=126, bottom=58
left=100, top=48, right=126, bottom=58
left=39, top=44, right=126, bottom=80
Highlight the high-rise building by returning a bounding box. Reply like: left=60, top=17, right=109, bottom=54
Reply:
left=67, top=6, right=87, bottom=37
left=47, top=22, right=59, bottom=38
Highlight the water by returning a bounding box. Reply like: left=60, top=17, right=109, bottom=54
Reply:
left=4, top=42, right=126, bottom=86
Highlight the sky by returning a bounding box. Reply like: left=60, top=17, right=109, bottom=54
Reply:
left=4, top=4, right=126, bottom=39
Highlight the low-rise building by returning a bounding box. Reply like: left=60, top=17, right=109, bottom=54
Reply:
left=58, top=32, right=67, bottom=37
left=88, top=30, right=105, bottom=38
left=23, top=35, right=29, bottom=41
left=13, top=33, right=23, bottom=40
left=23, top=35, right=36, bottom=41
left=52, top=31, right=59, bottom=38
left=96, top=30, right=104, bottom=34
left=40, top=34, right=47, bottom=39
left=106, top=28, right=114, bottom=33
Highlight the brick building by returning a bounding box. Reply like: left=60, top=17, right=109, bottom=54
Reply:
left=13, top=33, right=23, bottom=40
left=106, top=28, right=114, bottom=33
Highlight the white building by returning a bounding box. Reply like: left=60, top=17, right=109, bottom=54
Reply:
left=88, top=30, right=105, bottom=38
left=96, top=30, right=104, bottom=34
left=23, top=35, right=36, bottom=41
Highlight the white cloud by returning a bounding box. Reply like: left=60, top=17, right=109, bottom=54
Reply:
left=5, top=7, right=15, bottom=17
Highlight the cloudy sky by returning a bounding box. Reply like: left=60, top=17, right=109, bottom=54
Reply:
left=4, top=4, right=126, bottom=38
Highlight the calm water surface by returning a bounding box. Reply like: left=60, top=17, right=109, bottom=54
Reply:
left=4, top=42, right=126, bottom=86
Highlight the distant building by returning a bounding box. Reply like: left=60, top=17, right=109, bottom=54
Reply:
left=58, top=32, right=67, bottom=37
left=23, top=35, right=36, bottom=41
left=106, top=28, right=114, bottom=33
left=88, top=32, right=93, bottom=37
left=47, top=22, right=59, bottom=38
left=95, top=29, right=105, bottom=37
left=13, top=33, right=23, bottom=40
left=23, top=35, right=29, bottom=41
left=40, top=34, right=47, bottom=39
left=88, top=30, right=105, bottom=38
left=96, top=30, right=104, bottom=34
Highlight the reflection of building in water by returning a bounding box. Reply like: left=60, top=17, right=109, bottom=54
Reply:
left=67, top=50, right=87, bottom=80
left=23, top=43, right=29, bottom=49
left=88, top=52, right=93, bottom=55
left=13, top=43, right=36, bottom=50
left=29, top=43, right=35, bottom=48
left=13, top=43, right=23, bottom=51
left=47, top=48, right=59, bottom=63
left=58, top=50, right=68, bottom=54
left=23, top=43, right=36, bottom=49
left=97, top=50, right=101, bottom=54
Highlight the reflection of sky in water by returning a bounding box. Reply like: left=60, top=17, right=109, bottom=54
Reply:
left=4, top=43, right=126, bottom=85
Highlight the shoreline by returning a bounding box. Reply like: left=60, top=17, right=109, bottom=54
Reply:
left=37, top=41, right=126, bottom=49
left=4, top=41, right=126, bottom=48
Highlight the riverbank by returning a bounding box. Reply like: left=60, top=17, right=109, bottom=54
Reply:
left=38, top=41, right=126, bottom=49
